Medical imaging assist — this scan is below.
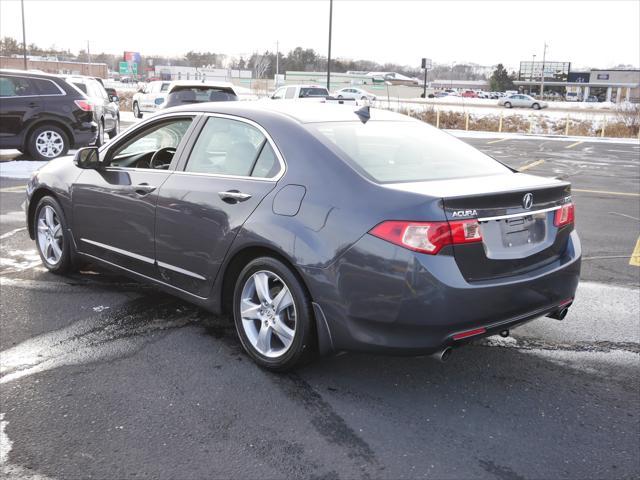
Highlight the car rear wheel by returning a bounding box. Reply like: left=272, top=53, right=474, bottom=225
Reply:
left=133, top=102, right=143, bottom=119
left=108, top=117, right=120, bottom=139
left=27, top=125, right=69, bottom=161
left=233, top=257, right=316, bottom=371
left=532, top=103, right=541, bottom=110
left=34, top=196, right=74, bottom=274
left=504, top=101, right=512, bottom=108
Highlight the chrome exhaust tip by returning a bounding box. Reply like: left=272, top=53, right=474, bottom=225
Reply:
left=431, top=347, right=453, bottom=363
left=547, top=307, right=569, bottom=321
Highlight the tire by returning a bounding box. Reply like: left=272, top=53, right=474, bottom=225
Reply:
left=504, top=102, right=512, bottom=108
left=27, top=125, right=69, bottom=161
left=94, top=120, right=104, bottom=147
left=133, top=102, right=143, bottom=119
left=361, top=96, right=368, bottom=101
left=108, top=116, right=120, bottom=139
left=337, top=95, right=343, bottom=99
left=33, top=196, right=75, bottom=274
left=233, top=256, right=316, bottom=371
left=532, top=103, right=541, bottom=110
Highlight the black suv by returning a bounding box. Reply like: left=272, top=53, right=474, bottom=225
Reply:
left=0, top=69, right=97, bottom=160
left=62, top=75, right=120, bottom=147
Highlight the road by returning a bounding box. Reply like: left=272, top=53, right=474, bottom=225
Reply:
left=0, top=136, right=638, bottom=479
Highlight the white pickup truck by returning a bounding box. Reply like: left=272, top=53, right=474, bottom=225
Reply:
left=270, top=84, right=356, bottom=104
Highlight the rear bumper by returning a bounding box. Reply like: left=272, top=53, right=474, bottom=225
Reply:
left=303, top=230, right=581, bottom=355
left=71, top=121, right=98, bottom=148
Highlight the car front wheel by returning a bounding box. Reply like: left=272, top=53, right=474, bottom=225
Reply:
left=34, top=196, right=74, bottom=274
left=233, top=257, right=316, bottom=371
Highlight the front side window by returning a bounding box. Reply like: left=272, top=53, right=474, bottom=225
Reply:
left=185, top=117, right=279, bottom=178
left=272, top=87, right=285, bottom=99
left=0, top=75, right=37, bottom=97
left=309, top=121, right=510, bottom=183
left=109, top=118, right=193, bottom=167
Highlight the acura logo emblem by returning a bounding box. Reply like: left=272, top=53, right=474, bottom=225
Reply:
left=522, top=193, right=534, bottom=210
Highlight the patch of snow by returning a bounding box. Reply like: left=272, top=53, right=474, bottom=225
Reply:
left=0, top=413, right=12, bottom=465
left=0, top=161, right=47, bottom=179
left=92, top=306, right=110, bottom=313
left=0, top=227, right=26, bottom=240
left=0, top=249, right=42, bottom=274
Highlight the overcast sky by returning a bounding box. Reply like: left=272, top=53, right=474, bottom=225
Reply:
left=1, top=0, right=638, bottom=70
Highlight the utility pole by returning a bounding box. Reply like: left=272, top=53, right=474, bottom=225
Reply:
left=20, top=0, right=27, bottom=70
left=530, top=54, right=536, bottom=95
left=87, top=40, right=91, bottom=76
left=326, top=0, right=333, bottom=91
left=540, top=42, right=548, bottom=99
left=275, top=40, right=279, bottom=87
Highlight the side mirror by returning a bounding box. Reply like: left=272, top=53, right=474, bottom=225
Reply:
left=74, top=147, right=100, bottom=169
left=110, top=95, right=119, bottom=103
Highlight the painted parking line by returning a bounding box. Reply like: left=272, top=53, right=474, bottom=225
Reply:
left=486, top=138, right=509, bottom=144
left=573, top=188, right=640, bottom=197
left=518, top=159, right=545, bottom=172
left=0, top=186, right=26, bottom=193
left=565, top=141, right=584, bottom=149
left=630, top=237, right=640, bottom=267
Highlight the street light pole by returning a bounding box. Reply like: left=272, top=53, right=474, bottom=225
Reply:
left=326, top=0, right=333, bottom=91
left=540, top=42, right=547, bottom=99
left=20, top=0, right=27, bottom=70
left=530, top=54, right=536, bottom=94
left=87, top=40, right=91, bottom=76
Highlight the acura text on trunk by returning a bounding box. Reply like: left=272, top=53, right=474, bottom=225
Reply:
left=25, top=102, right=581, bottom=370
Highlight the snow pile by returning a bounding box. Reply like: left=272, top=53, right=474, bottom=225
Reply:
left=0, top=160, right=47, bottom=179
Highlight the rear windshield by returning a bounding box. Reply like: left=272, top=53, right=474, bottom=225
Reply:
left=168, top=87, right=238, bottom=103
left=309, top=121, right=511, bottom=183
left=300, top=87, right=328, bottom=98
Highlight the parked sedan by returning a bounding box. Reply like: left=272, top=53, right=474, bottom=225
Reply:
left=26, top=103, right=580, bottom=370
left=159, top=81, right=239, bottom=109
left=334, top=87, right=376, bottom=102
left=499, top=94, right=548, bottom=109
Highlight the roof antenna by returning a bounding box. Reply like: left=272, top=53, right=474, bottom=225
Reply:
left=354, top=105, right=370, bottom=124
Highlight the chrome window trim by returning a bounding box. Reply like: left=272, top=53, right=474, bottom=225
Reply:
left=0, top=74, right=66, bottom=97
left=179, top=112, right=286, bottom=182
left=477, top=206, right=560, bottom=222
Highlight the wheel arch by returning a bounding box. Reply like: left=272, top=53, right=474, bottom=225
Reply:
left=27, top=187, right=58, bottom=239
left=219, top=244, right=312, bottom=316
left=22, top=119, right=74, bottom=151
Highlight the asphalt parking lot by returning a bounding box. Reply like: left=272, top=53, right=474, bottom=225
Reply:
left=0, top=136, right=639, bottom=479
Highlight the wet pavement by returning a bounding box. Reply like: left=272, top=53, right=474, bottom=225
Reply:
left=0, top=137, right=639, bottom=479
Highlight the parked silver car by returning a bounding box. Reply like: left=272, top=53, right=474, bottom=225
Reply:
left=334, top=87, right=376, bottom=101
left=498, top=94, right=548, bottom=110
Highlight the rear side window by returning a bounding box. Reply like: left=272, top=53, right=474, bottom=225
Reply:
left=309, top=121, right=510, bottom=183
left=285, top=87, right=296, bottom=99
left=299, top=87, right=328, bottom=98
left=0, top=75, right=37, bottom=97
left=72, top=82, right=88, bottom=94
left=186, top=117, right=279, bottom=178
left=33, top=79, right=62, bottom=95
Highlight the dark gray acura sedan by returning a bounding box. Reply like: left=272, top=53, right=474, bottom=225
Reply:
left=25, top=102, right=581, bottom=370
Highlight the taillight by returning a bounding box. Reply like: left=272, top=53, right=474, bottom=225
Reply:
left=369, top=219, right=482, bottom=255
left=74, top=99, right=93, bottom=111
left=554, top=203, right=575, bottom=227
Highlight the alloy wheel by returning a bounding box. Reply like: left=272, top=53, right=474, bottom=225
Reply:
left=36, top=205, right=63, bottom=265
left=35, top=130, right=64, bottom=158
left=239, top=270, right=296, bottom=358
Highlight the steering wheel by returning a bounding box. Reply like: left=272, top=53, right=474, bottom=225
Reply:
left=150, top=147, right=176, bottom=170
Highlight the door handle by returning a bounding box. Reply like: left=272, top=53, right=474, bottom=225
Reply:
left=133, top=183, right=156, bottom=196
left=218, top=190, right=252, bottom=204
